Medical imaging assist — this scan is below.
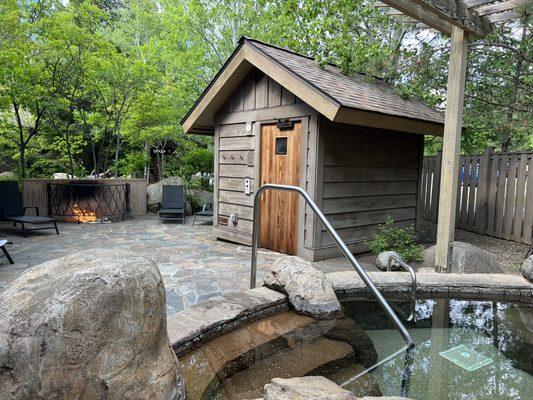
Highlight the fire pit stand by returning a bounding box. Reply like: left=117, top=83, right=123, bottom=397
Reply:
left=47, top=182, right=130, bottom=223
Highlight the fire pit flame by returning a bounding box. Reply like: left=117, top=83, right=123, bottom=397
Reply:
left=72, top=203, right=97, bottom=223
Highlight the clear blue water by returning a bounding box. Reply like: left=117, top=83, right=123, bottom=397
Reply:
left=345, top=299, right=533, bottom=399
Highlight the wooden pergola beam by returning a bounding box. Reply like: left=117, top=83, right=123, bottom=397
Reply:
left=487, top=9, right=521, bottom=22
left=409, top=0, right=493, bottom=37
left=381, top=0, right=453, bottom=34
left=464, top=0, right=497, bottom=7
left=475, top=0, right=522, bottom=16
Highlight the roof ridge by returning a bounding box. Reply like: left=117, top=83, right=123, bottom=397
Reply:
left=239, top=36, right=383, bottom=82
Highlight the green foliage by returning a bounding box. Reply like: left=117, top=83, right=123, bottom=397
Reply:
left=177, top=148, right=214, bottom=183
left=368, top=216, right=424, bottom=262
left=0, top=0, right=529, bottom=180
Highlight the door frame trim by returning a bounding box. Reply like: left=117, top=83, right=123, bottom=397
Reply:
left=255, top=117, right=307, bottom=256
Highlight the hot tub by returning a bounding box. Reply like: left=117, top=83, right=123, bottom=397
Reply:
left=178, top=299, right=533, bottom=399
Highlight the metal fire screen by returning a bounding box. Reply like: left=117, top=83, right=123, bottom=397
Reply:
left=47, top=182, right=130, bottom=222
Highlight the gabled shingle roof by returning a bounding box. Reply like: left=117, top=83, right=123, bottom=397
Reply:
left=248, top=39, right=444, bottom=124
left=182, top=37, right=444, bottom=135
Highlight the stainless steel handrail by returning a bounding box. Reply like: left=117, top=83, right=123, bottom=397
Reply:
left=388, top=255, right=417, bottom=321
left=250, top=184, right=414, bottom=351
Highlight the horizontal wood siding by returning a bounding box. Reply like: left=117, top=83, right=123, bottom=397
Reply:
left=216, top=122, right=255, bottom=236
left=214, top=67, right=312, bottom=246
left=316, top=121, right=422, bottom=255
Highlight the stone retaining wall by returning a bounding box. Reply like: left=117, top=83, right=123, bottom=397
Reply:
left=168, top=271, right=533, bottom=356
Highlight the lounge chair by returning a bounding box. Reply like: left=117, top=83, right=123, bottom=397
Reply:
left=0, top=181, right=59, bottom=238
left=0, top=239, right=14, bottom=264
left=157, top=185, right=186, bottom=224
left=192, top=203, right=213, bottom=225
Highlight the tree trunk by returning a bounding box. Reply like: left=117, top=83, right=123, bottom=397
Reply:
left=19, top=145, right=26, bottom=179
left=501, top=24, right=526, bottom=152
left=114, top=134, right=120, bottom=178
left=65, top=129, right=75, bottom=178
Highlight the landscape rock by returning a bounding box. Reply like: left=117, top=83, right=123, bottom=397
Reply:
left=376, top=251, right=403, bottom=271
left=52, top=172, right=77, bottom=179
left=186, top=188, right=213, bottom=215
left=0, top=171, right=16, bottom=180
left=264, top=256, right=341, bottom=319
left=147, top=176, right=184, bottom=210
left=521, top=256, right=533, bottom=282
left=263, top=376, right=355, bottom=400
left=0, top=249, right=184, bottom=400
left=416, top=241, right=503, bottom=273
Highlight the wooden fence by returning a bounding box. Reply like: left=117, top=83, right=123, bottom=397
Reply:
left=22, top=179, right=148, bottom=217
left=419, top=149, right=533, bottom=244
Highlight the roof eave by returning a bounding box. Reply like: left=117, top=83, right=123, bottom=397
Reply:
left=333, top=106, right=444, bottom=136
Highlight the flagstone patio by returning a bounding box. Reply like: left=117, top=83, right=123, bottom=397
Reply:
left=0, top=216, right=369, bottom=315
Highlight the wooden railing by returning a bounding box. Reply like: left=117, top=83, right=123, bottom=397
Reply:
left=418, top=149, right=533, bottom=244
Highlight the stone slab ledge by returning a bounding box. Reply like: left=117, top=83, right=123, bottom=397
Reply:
left=168, top=287, right=289, bottom=356
left=169, top=271, right=532, bottom=357
left=328, top=271, right=533, bottom=304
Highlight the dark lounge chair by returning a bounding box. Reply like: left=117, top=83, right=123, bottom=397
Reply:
left=157, top=185, right=186, bottom=224
left=0, top=181, right=59, bottom=238
left=192, top=202, right=213, bottom=225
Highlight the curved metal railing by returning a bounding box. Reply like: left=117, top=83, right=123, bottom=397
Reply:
left=388, top=254, right=418, bottom=321
left=250, top=184, right=414, bottom=353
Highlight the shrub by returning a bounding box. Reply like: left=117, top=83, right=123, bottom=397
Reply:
left=368, top=216, right=424, bottom=262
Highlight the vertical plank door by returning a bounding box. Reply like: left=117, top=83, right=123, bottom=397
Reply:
left=259, top=122, right=301, bottom=255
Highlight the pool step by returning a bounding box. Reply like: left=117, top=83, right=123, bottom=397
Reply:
left=213, top=336, right=356, bottom=400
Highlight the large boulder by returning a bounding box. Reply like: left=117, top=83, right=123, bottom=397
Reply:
left=376, top=251, right=403, bottom=271
left=0, top=249, right=184, bottom=400
left=147, top=176, right=184, bottom=210
left=264, top=256, right=341, bottom=320
left=264, top=376, right=355, bottom=400
left=415, top=241, right=503, bottom=273
left=522, top=256, right=533, bottom=282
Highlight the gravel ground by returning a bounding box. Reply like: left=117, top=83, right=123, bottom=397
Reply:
left=454, top=229, right=529, bottom=275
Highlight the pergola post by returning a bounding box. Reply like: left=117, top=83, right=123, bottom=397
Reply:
left=435, top=26, right=469, bottom=272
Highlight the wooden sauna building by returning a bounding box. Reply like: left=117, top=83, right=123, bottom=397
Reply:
left=182, top=38, right=444, bottom=261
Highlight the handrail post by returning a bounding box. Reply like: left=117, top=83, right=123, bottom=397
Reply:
left=388, top=255, right=417, bottom=321
left=250, top=184, right=414, bottom=349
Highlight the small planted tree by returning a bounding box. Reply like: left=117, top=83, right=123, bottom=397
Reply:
left=368, top=216, right=424, bottom=262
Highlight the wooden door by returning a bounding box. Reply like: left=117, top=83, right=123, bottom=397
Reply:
left=259, top=122, right=301, bottom=255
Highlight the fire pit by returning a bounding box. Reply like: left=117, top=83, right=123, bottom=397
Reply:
left=47, top=181, right=130, bottom=223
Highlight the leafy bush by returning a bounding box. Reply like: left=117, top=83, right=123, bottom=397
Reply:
left=177, top=148, right=213, bottom=183
left=368, top=216, right=424, bottom=262
left=186, top=193, right=203, bottom=214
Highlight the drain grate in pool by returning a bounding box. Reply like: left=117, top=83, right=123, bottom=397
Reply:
left=439, top=345, right=493, bottom=372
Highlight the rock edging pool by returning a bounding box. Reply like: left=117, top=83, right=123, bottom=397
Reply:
left=168, top=271, right=532, bottom=356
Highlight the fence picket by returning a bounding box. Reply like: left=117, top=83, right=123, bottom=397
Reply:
left=513, top=155, right=527, bottom=242
left=503, top=155, right=518, bottom=240
left=418, top=149, right=532, bottom=245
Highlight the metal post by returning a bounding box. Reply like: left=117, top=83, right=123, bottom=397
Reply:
left=250, top=184, right=413, bottom=348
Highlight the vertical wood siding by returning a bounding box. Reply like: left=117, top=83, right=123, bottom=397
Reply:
left=219, top=70, right=299, bottom=114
